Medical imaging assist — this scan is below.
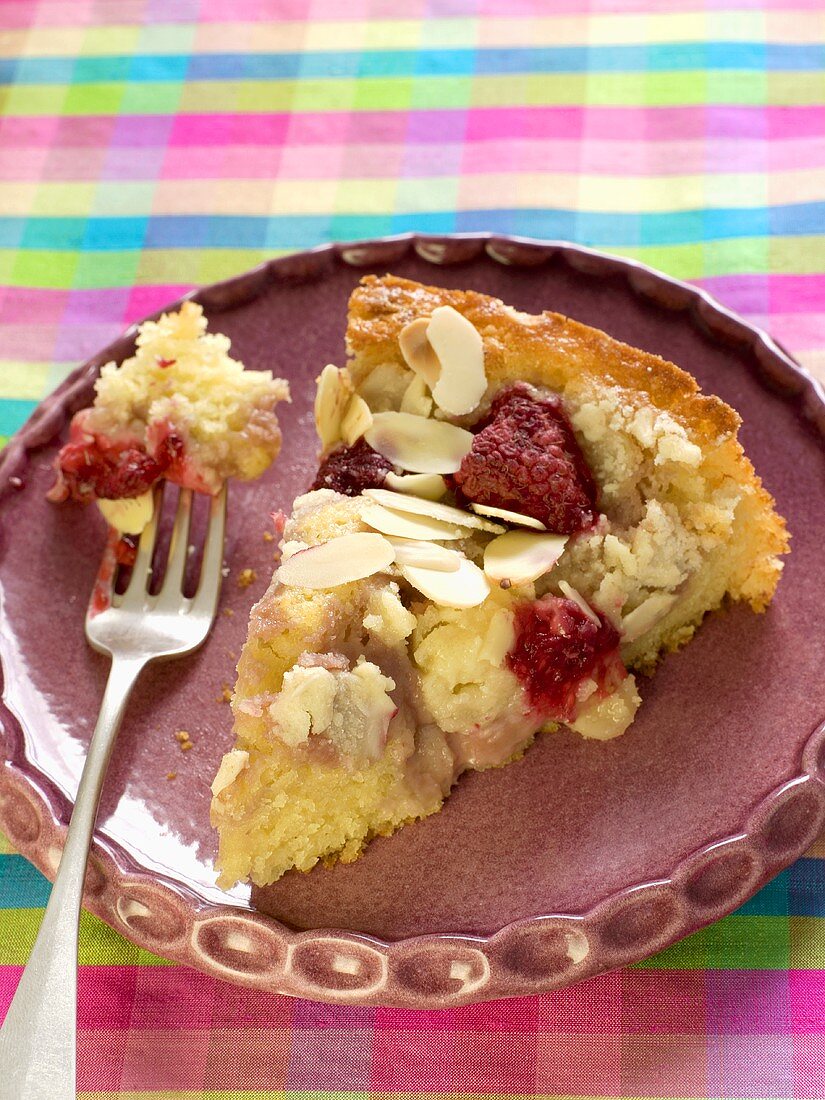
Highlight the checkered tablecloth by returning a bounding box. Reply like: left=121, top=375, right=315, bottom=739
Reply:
left=1, top=0, right=824, bottom=1096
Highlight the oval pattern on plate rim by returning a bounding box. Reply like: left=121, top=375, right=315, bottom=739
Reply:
left=288, top=935, right=388, bottom=998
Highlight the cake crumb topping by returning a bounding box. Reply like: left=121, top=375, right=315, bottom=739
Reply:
left=174, top=730, right=195, bottom=752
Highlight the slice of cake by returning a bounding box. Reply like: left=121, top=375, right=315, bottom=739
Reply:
left=212, top=275, right=788, bottom=888
left=49, top=301, right=289, bottom=532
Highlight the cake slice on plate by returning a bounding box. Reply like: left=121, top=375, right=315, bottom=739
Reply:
left=49, top=301, right=289, bottom=533
left=212, top=275, right=788, bottom=888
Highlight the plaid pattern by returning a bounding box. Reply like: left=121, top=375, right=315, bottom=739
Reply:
left=1, top=0, right=824, bottom=1095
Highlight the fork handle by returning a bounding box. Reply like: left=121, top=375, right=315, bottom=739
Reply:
left=0, top=656, right=146, bottom=1099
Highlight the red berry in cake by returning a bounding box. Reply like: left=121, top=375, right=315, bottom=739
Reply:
left=506, top=594, right=624, bottom=720
left=52, top=433, right=165, bottom=503
left=50, top=415, right=190, bottom=503
left=114, top=533, right=138, bottom=566
left=452, top=383, right=597, bottom=533
left=311, top=438, right=392, bottom=497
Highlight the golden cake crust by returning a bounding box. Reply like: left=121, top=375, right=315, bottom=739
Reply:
left=347, top=274, right=788, bottom=616
left=349, top=274, right=739, bottom=440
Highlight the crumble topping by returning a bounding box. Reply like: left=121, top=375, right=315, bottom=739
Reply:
left=174, top=730, right=195, bottom=752
left=263, top=659, right=397, bottom=767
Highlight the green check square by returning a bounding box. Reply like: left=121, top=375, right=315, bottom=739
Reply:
left=63, top=82, right=124, bottom=116
left=352, top=77, right=411, bottom=111
left=12, top=251, right=78, bottom=289
left=74, top=250, right=140, bottom=289
left=120, top=82, right=182, bottom=115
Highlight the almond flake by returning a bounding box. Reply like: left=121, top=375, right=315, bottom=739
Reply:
left=360, top=501, right=464, bottom=542
left=211, top=750, right=250, bottom=797
left=469, top=502, right=546, bottom=530
left=427, top=306, right=486, bottom=417
left=399, top=317, right=440, bottom=387
left=558, top=580, right=600, bottom=625
left=277, top=532, right=395, bottom=589
left=399, top=373, right=433, bottom=418
left=483, top=530, right=568, bottom=587
left=281, top=540, right=308, bottom=560
left=364, top=411, right=473, bottom=474
left=400, top=556, right=490, bottom=608
left=621, top=592, right=678, bottom=642
left=384, top=471, right=447, bottom=501
left=97, top=490, right=154, bottom=535
left=341, top=393, right=373, bottom=446
left=385, top=537, right=463, bottom=572
left=567, top=676, right=641, bottom=741
left=314, top=364, right=353, bottom=449
left=363, top=488, right=504, bottom=533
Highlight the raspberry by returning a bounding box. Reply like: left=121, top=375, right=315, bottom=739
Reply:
left=311, top=439, right=392, bottom=497
left=114, top=534, right=138, bottom=567
left=452, top=384, right=597, bottom=533
left=53, top=417, right=185, bottom=503
left=506, top=594, right=624, bottom=720
left=55, top=435, right=165, bottom=502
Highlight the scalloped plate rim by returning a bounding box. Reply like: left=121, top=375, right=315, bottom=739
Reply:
left=0, top=233, right=823, bottom=1007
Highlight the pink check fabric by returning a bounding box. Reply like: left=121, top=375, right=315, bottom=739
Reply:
left=0, top=0, right=824, bottom=1096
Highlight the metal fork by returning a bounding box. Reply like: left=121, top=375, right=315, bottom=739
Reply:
left=0, top=484, right=227, bottom=1099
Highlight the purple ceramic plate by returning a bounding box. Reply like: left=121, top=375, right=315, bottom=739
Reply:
left=1, top=235, right=824, bottom=1007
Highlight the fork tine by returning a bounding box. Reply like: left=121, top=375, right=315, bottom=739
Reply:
left=123, top=484, right=162, bottom=601
left=158, top=488, right=194, bottom=600
left=190, top=484, right=227, bottom=618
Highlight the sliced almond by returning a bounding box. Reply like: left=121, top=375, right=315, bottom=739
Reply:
left=483, top=530, right=568, bottom=587
left=470, top=502, right=546, bottom=530
left=427, top=305, right=486, bottom=417
left=399, top=317, right=440, bottom=387
left=340, top=394, right=373, bottom=446
left=558, top=580, right=600, bottom=625
left=501, top=304, right=539, bottom=325
left=385, top=537, right=462, bottom=573
left=314, top=364, right=353, bottom=449
left=277, top=532, right=395, bottom=589
left=211, top=749, right=250, bottom=797
left=384, top=471, right=447, bottom=501
left=621, top=592, right=678, bottom=642
left=400, top=556, right=490, bottom=608
left=364, top=411, right=473, bottom=474
left=97, top=490, right=154, bottom=535
left=360, top=501, right=464, bottom=542
left=364, top=488, right=504, bottom=533
left=568, top=676, right=641, bottom=741
left=280, top=539, right=308, bottom=560
left=399, top=373, right=433, bottom=418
